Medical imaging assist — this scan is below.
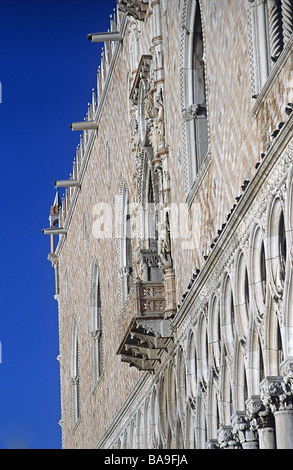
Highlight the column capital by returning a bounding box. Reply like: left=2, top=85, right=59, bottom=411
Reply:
left=232, top=411, right=259, bottom=448
left=217, top=425, right=241, bottom=449
left=260, top=376, right=293, bottom=413
left=246, top=395, right=274, bottom=429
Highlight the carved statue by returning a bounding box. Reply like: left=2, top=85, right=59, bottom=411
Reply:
left=158, top=212, right=172, bottom=269
left=151, top=90, right=165, bottom=152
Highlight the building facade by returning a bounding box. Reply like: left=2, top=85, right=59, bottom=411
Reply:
left=44, top=0, right=293, bottom=449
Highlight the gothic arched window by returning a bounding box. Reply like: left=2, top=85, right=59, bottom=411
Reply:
left=182, top=0, right=209, bottom=193
left=119, top=181, right=133, bottom=306
left=90, top=260, right=103, bottom=390
left=71, top=318, right=80, bottom=427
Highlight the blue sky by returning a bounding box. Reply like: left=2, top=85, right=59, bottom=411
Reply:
left=0, top=0, right=116, bottom=449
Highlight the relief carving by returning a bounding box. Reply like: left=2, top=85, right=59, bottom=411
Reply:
left=150, top=89, right=165, bottom=153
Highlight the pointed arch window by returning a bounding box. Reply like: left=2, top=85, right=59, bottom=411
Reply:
left=140, top=165, right=162, bottom=282
left=119, top=182, right=133, bottom=306
left=71, top=318, right=80, bottom=427
left=147, top=170, right=157, bottom=251
left=182, top=0, right=209, bottom=193
left=90, top=260, right=103, bottom=390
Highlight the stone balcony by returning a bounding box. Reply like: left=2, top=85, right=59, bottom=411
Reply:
left=117, top=278, right=174, bottom=371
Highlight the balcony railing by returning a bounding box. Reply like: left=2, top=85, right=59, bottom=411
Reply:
left=117, top=278, right=173, bottom=371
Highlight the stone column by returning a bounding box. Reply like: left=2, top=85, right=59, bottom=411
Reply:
left=275, top=359, right=293, bottom=449
left=246, top=395, right=276, bottom=449
left=163, top=268, right=177, bottom=317
left=274, top=409, right=293, bottom=448
left=258, top=423, right=277, bottom=448
left=260, top=373, right=293, bottom=449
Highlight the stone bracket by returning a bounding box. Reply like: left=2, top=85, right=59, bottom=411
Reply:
left=121, top=354, right=158, bottom=371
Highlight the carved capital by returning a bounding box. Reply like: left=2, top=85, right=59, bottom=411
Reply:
left=260, top=376, right=288, bottom=413
left=217, top=426, right=241, bottom=449
left=91, top=329, right=101, bottom=340
left=181, top=104, right=199, bottom=122
left=246, top=395, right=274, bottom=429
left=71, top=375, right=79, bottom=386
left=232, top=411, right=259, bottom=447
left=118, top=265, right=133, bottom=279
left=181, top=104, right=206, bottom=122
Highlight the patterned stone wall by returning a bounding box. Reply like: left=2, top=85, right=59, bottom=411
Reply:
left=46, top=0, right=293, bottom=448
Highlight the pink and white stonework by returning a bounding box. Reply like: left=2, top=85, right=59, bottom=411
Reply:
left=45, top=0, right=293, bottom=449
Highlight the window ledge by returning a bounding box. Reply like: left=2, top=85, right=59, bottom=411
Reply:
left=92, top=372, right=105, bottom=396
left=186, top=152, right=212, bottom=207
